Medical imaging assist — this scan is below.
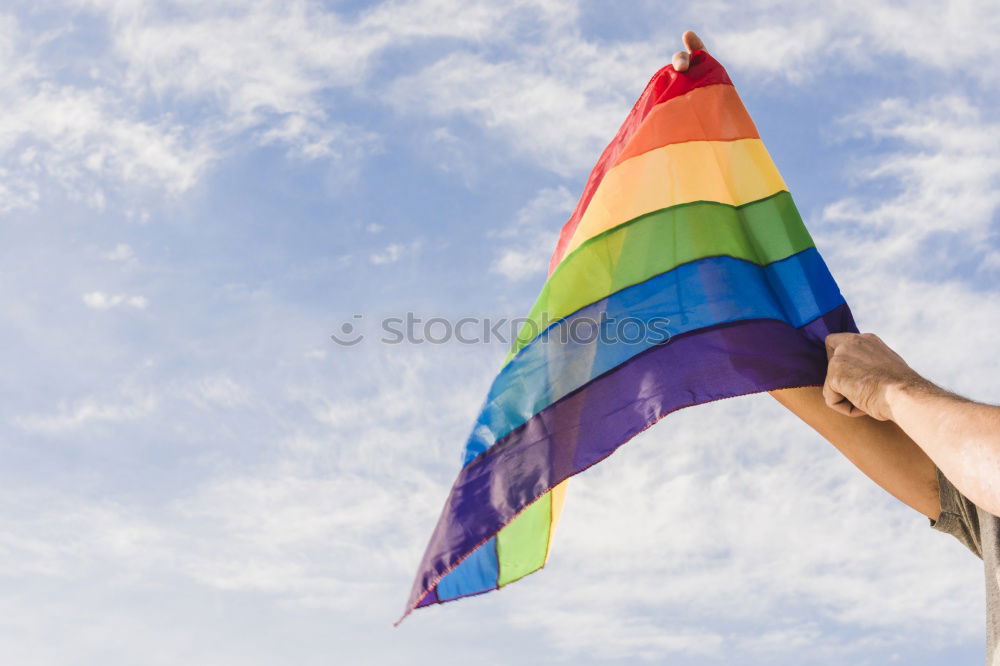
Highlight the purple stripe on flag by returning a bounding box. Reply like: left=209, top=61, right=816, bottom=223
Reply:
left=416, top=588, right=438, bottom=607
left=404, top=304, right=857, bottom=614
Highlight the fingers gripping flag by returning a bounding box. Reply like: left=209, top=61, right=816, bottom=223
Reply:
left=398, top=50, right=856, bottom=623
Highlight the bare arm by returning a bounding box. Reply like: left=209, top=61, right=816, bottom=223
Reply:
left=886, top=384, right=1000, bottom=517
left=770, top=387, right=941, bottom=519
left=823, top=332, right=1000, bottom=518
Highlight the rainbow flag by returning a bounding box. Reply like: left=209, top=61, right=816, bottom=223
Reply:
left=398, top=50, right=856, bottom=623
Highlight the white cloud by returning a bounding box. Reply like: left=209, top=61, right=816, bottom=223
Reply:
left=2, top=347, right=486, bottom=623
left=256, top=113, right=381, bottom=163
left=490, top=186, right=573, bottom=282
left=82, top=291, right=148, bottom=310
left=509, top=605, right=724, bottom=660
left=0, top=0, right=598, bottom=216
left=491, top=247, right=550, bottom=282
left=0, top=165, right=40, bottom=211
left=0, top=14, right=212, bottom=212
left=0, top=1, right=393, bottom=212
left=0, top=490, right=167, bottom=578
left=371, top=244, right=404, bottom=265
left=16, top=391, right=156, bottom=433
left=821, top=96, right=1000, bottom=266
left=104, top=243, right=135, bottom=262
left=193, top=375, right=250, bottom=409
left=699, top=0, right=1000, bottom=84
left=370, top=239, right=421, bottom=265
left=390, top=43, right=658, bottom=177
left=86, top=0, right=377, bottom=116
left=56, top=0, right=540, bottom=194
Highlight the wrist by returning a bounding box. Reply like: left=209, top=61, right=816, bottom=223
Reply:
left=881, top=374, right=939, bottom=423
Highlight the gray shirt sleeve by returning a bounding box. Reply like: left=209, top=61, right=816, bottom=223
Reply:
left=929, top=466, right=983, bottom=559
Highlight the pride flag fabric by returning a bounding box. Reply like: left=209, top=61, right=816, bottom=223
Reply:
left=398, top=50, right=857, bottom=623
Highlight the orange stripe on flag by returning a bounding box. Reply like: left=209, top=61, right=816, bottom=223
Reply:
left=614, top=84, right=759, bottom=165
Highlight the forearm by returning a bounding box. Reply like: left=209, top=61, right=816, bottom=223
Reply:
left=885, top=380, right=1000, bottom=517
left=770, top=387, right=940, bottom=519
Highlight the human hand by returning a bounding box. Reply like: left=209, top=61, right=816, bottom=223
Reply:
left=672, top=30, right=707, bottom=72
left=823, top=332, right=930, bottom=421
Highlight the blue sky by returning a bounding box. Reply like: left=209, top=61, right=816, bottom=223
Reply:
left=1, top=1, right=998, bottom=664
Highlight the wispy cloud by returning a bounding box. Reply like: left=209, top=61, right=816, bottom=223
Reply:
left=82, top=291, right=148, bottom=310
left=821, top=96, right=1000, bottom=269
left=390, top=44, right=659, bottom=177
left=702, top=0, right=1000, bottom=84
left=16, top=391, right=157, bottom=433
left=490, top=186, right=573, bottom=282
left=370, top=240, right=422, bottom=265
left=0, top=15, right=214, bottom=213
left=103, top=243, right=136, bottom=262
left=191, top=375, right=250, bottom=409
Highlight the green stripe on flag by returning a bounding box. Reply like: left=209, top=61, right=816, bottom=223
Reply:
left=497, top=490, right=552, bottom=587
left=505, top=191, right=813, bottom=363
